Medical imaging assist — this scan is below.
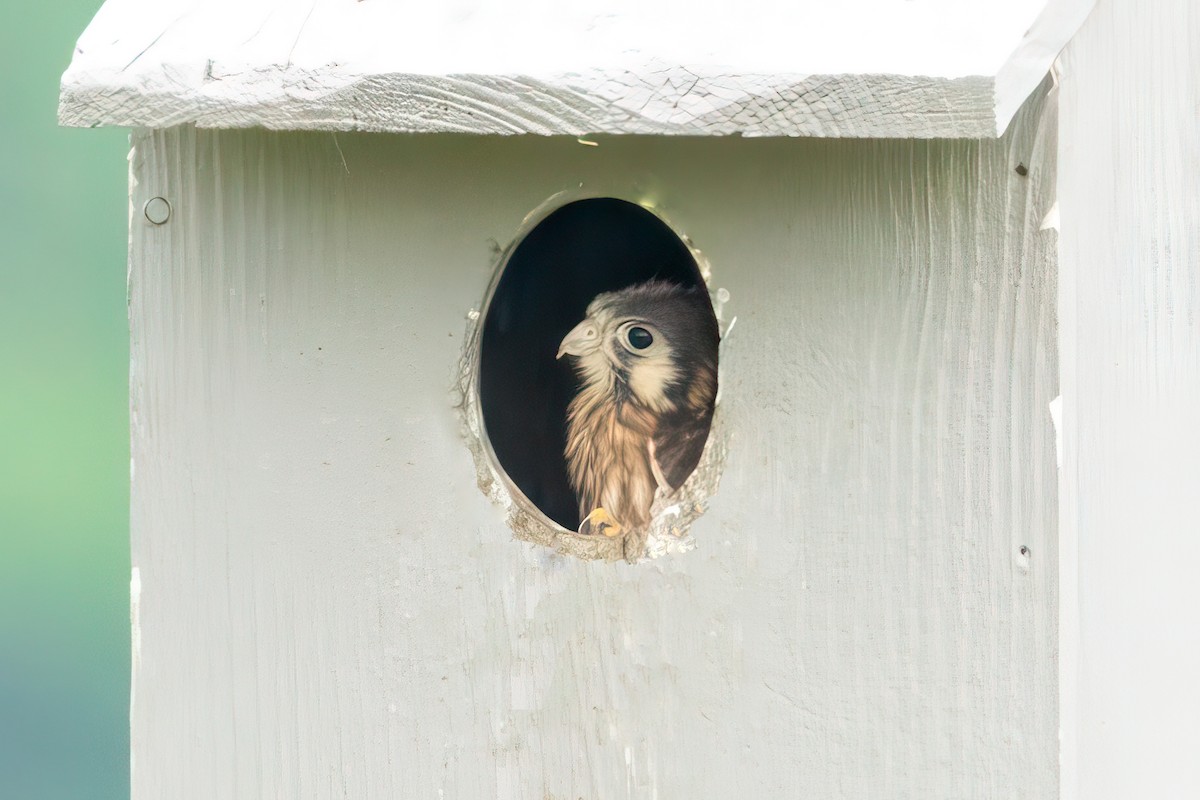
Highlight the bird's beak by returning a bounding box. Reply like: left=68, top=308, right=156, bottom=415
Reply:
left=557, top=319, right=600, bottom=359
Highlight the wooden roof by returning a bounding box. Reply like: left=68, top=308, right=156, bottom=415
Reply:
left=59, top=0, right=1092, bottom=138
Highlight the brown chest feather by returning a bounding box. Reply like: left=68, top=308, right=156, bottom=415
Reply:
left=564, top=390, right=658, bottom=530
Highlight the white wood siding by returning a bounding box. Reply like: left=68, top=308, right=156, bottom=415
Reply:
left=130, top=88, right=1058, bottom=797
left=1058, top=0, right=1200, bottom=796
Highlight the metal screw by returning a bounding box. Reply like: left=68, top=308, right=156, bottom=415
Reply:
left=144, top=197, right=171, bottom=225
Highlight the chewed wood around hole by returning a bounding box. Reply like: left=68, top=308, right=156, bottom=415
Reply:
left=458, top=196, right=730, bottom=562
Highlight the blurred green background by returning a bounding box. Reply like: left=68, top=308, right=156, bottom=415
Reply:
left=0, top=1, right=130, bottom=797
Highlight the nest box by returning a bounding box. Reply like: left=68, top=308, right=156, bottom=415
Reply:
left=61, top=0, right=1200, bottom=797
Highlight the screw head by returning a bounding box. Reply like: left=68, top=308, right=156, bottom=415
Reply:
left=144, top=197, right=171, bottom=225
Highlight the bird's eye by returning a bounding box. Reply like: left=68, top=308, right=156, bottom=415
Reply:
left=627, top=326, right=653, bottom=350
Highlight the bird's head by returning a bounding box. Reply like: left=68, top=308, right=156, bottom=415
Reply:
left=557, top=280, right=718, bottom=414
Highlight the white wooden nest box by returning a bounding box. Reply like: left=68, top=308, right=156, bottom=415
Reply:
left=62, top=0, right=1200, bottom=797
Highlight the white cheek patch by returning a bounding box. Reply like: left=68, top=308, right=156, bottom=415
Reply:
left=580, top=349, right=612, bottom=390
left=628, top=347, right=679, bottom=413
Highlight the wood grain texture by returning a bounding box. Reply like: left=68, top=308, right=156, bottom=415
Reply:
left=61, top=0, right=1091, bottom=138
left=1057, top=0, right=1200, bottom=797
left=130, top=86, right=1058, bottom=798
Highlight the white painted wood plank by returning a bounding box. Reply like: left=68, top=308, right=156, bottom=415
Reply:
left=130, top=85, right=1058, bottom=797
left=1057, top=0, right=1200, bottom=797
left=63, top=0, right=1090, bottom=138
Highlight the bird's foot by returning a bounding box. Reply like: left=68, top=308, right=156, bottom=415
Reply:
left=579, top=507, right=623, bottom=538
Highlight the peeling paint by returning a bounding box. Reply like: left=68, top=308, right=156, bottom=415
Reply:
left=1040, top=200, right=1060, bottom=231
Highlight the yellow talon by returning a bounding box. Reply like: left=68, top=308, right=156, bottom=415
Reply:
left=580, top=507, right=623, bottom=537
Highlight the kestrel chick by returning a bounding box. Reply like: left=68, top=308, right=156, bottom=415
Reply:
left=557, top=280, right=719, bottom=539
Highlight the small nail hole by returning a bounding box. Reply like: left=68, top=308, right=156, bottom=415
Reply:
left=1019, top=545, right=1030, bottom=557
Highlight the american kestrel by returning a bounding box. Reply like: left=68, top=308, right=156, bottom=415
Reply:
left=557, top=280, right=719, bottom=539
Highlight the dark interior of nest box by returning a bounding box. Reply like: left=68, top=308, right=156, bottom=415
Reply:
left=479, top=197, right=708, bottom=531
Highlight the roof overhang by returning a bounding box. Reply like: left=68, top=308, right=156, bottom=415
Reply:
left=59, top=0, right=1094, bottom=138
